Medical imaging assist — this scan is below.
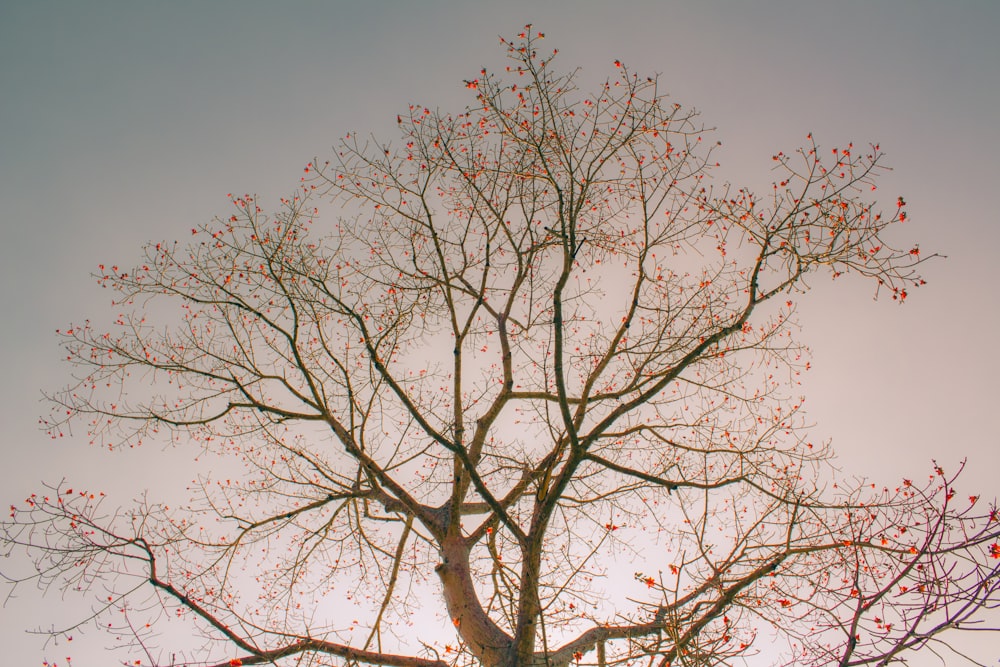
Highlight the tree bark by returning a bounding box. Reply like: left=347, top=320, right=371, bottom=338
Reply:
left=436, top=533, right=513, bottom=665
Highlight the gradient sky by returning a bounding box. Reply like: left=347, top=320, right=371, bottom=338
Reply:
left=2, top=1, right=998, bottom=664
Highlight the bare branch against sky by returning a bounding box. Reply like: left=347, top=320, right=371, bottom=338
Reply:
left=2, top=3, right=998, bottom=666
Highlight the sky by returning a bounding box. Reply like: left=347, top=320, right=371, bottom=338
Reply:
left=1, top=1, right=998, bottom=664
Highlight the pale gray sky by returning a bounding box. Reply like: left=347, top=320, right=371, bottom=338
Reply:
left=2, top=1, right=998, bottom=664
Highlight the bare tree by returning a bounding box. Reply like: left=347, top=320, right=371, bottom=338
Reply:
left=4, top=27, right=999, bottom=667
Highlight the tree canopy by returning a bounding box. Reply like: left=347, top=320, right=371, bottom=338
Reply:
left=5, top=27, right=999, bottom=667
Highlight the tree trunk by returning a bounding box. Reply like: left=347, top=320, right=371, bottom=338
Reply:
left=436, top=533, right=513, bottom=666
